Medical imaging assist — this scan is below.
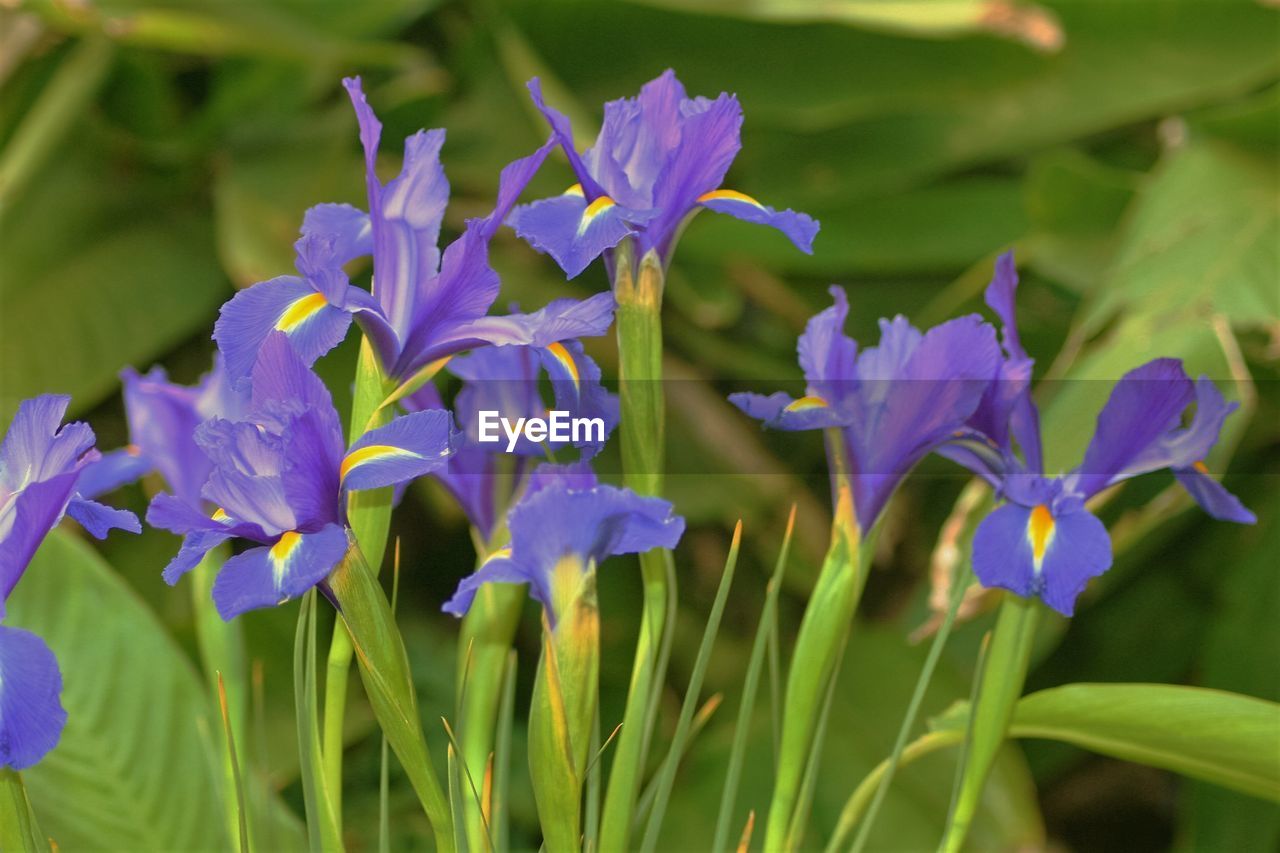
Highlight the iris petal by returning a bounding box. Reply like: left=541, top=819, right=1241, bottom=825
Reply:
left=212, top=523, right=349, bottom=620
left=0, top=625, right=67, bottom=770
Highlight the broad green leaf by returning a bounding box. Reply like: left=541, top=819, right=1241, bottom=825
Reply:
left=0, top=212, right=230, bottom=423
left=1078, top=140, right=1280, bottom=333
left=5, top=528, right=303, bottom=851
left=936, top=683, right=1280, bottom=803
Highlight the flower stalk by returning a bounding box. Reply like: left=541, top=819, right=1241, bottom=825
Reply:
left=0, top=770, right=45, bottom=853
left=764, top=429, right=868, bottom=851
left=939, top=591, right=1041, bottom=852
left=599, top=244, right=677, bottom=852
left=322, top=337, right=397, bottom=827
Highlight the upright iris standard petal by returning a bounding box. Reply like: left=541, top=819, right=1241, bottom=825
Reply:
left=341, top=410, right=457, bottom=493
left=0, top=471, right=81, bottom=610
left=0, top=625, right=67, bottom=770
left=1074, top=358, right=1195, bottom=499
left=215, top=275, right=352, bottom=385
left=212, top=524, right=350, bottom=620
left=443, top=464, right=684, bottom=623
left=301, top=202, right=372, bottom=266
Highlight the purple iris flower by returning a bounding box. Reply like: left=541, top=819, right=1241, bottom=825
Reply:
left=147, top=333, right=458, bottom=620
left=406, top=327, right=619, bottom=538
left=79, top=356, right=249, bottom=511
left=508, top=69, right=820, bottom=278
left=442, top=462, right=684, bottom=623
left=214, top=77, right=616, bottom=390
left=942, top=252, right=1255, bottom=616
left=1, top=395, right=142, bottom=769
left=730, top=286, right=1001, bottom=530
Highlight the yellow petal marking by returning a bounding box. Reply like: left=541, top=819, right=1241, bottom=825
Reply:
left=211, top=507, right=231, bottom=523
left=784, top=395, right=829, bottom=412
left=1027, top=504, right=1055, bottom=569
left=340, top=444, right=422, bottom=482
left=275, top=292, right=328, bottom=332
left=271, top=530, right=302, bottom=563
left=544, top=341, right=580, bottom=390
left=697, top=188, right=766, bottom=210
left=578, top=195, right=617, bottom=234
left=564, top=183, right=584, bottom=197
left=1192, top=460, right=1209, bottom=475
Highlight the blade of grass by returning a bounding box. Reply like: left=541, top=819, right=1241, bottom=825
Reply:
left=293, top=592, right=341, bottom=852
left=217, top=673, right=251, bottom=853
left=713, top=505, right=796, bottom=852
left=584, top=710, right=603, bottom=853
left=783, top=635, right=848, bottom=851
left=442, top=718, right=495, bottom=852
left=842, top=487, right=989, bottom=853
left=633, top=695, right=723, bottom=832
left=447, top=745, right=469, bottom=853
left=639, top=522, right=743, bottom=852
left=379, top=546, right=402, bottom=853
left=736, top=811, right=756, bottom=853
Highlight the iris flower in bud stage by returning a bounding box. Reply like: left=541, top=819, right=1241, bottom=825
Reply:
left=730, top=286, right=1001, bottom=530
left=1, top=396, right=142, bottom=769
left=407, top=324, right=619, bottom=539
left=215, top=76, right=616, bottom=389
left=441, top=463, right=684, bottom=622
left=147, top=333, right=458, bottom=620
left=508, top=69, right=820, bottom=278
left=939, top=251, right=1255, bottom=616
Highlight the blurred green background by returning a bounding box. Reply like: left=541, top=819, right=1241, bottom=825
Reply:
left=1, top=0, right=1277, bottom=850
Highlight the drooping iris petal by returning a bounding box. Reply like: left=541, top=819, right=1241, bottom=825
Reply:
left=0, top=625, right=67, bottom=770
left=1173, top=466, right=1256, bottom=524
left=0, top=395, right=95, bottom=485
left=697, top=190, right=818, bottom=254
left=507, top=192, right=641, bottom=280
left=74, top=445, right=152, bottom=502
left=1075, top=358, right=1195, bottom=499
left=0, top=471, right=80, bottom=613
left=538, top=339, right=619, bottom=452
left=728, top=391, right=849, bottom=431
left=440, top=547, right=526, bottom=617
left=214, top=276, right=351, bottom=385
left=340, top=410, right=457, bottom=493
left=66, top=496, right=142, bottom=539
left=146, top=493, right=267, bottom=583
left=212, top=524, right=350, bottom=620
left=972, top=502, right=1111, bottom=617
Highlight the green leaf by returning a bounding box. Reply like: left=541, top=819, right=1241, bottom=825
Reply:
left=0, top=211, right=230, bottom=422
left=936, top=683, right=1280, bottom=803
left=1078, top=140, right=1280, bottom=333
left=4, top=528, right=301, bottom=851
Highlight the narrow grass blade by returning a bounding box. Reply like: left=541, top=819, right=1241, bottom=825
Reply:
left=633, top=695, right=723, bottom=831
left=442, top=717, right=494, bottom=851
left=379, top=546, right=402, bottom=853
left=293, top=592, right=341, bottom=851
left=736, top=811, right=756, bottom=853
left=584, top=710, right=603, bottom=853
left=217, top=673, right=251, bottom=853
left=713, top=504, right=796, bottom=852
left=447, top=745, right=469, bottom=853
left=640, top=522, right=743, bottom=853
left=493, top=651, right=518, bottom=853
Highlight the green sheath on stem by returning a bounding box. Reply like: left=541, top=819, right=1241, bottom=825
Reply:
left=328, top=541, right=455, bottom=852
left=0, top=769, right=46, bottom=853
left=599, top=246, right=676, bottom=853
left=939, top=592, right=1041, bottom=853
left=322, top=338, right=396, bottom=828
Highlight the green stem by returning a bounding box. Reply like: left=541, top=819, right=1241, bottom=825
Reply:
left=0, top=769, right=46, bottom=852
left=599, top=246, right=675, bottom=853
left=939, top=593, right=1041, bottom=853
left=322, top=338, right=396, bottom=829
left=764, top=431, right=866, bottom=852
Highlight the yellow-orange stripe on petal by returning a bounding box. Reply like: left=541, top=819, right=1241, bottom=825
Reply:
left=275, top=292, right=328, bottom=332
left=577, top=195, right=617, bottom=235
left=784, top=395, right=829, bottom=412
left=1027, top=504, right=1055, bottom=570
left=211, top=507, right=231, bottom=523
left=544, top=341, right=580, bottom=391
left=339, top=444, right=422, bottom=482
left=697, top=188, right=767, bottom=210
left=1192, top=460, right=1209, bottom=475
left=271, top=530, right=303, bottom=563
left=564, top=183, right=584, bottom=197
